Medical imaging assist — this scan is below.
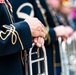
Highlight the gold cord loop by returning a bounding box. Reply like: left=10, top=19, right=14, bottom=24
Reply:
left=0, top=24, right=24, bottom=50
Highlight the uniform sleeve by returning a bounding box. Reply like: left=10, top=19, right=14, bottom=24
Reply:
left=49, top=28, right=57, bottom=44
left=45, top=28, right=57, bottom=45
left=0, top=21, right=32, bottom=56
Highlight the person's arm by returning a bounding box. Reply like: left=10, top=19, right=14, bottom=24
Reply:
left=45, top=25, right=74, bottom=45
left=0, top=2, right=46, bottom=56
left=0, top=21, right=32, bottom=56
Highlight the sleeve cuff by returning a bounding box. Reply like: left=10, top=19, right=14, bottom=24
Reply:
left=49, top=28, right=57, bottom=44
left=15, top=21, right=32, bottom=49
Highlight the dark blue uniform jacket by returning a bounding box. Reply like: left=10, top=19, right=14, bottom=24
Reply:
left=0, top=1, right=32, bottom=75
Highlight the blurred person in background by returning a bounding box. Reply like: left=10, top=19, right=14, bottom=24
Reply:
left=46, top=0, right=66, bottom=75
left=59, top=0, right=76, bottom=40
left=59, top=0, right=76, bottom=29
left=46, top=0, right=76, bottom=74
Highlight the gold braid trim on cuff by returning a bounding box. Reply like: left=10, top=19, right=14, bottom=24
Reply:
left=44, top=26, right=51, bottom=45
left=0, top=24, right=24, bottom=50
left=1, top=25, right=25, bottom=65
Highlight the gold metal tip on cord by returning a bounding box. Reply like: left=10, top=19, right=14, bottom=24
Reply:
left=44, top=27, right=49, bottom=40
left=44, top=27, right=51, bottom=45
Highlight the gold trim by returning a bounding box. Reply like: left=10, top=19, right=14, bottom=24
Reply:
left=20, top=51, right=24, bottom=65
left=3, top=1, right=25, bottom=66
left=53, top=45, right=56, bottom=75
left=16, top=2, right=34, bottom=19
left=2, top=24, right=24, bottom=50
left=54, top=63, right=61, bottom=67
left=4, top=2, right=13, bottom=24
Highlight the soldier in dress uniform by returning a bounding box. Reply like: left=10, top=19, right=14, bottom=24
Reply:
left=9, top=0, right=74, bottom=75
left=0, top=0, right=46, bottom=75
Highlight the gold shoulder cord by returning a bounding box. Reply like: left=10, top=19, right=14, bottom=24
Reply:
left=0, top=1, right=24, bottom=65
left=36, top=0, right=51, bottom=45
left=4, top=1, right=13, bottom=24
left=2, top=24, right=24, bottom=50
